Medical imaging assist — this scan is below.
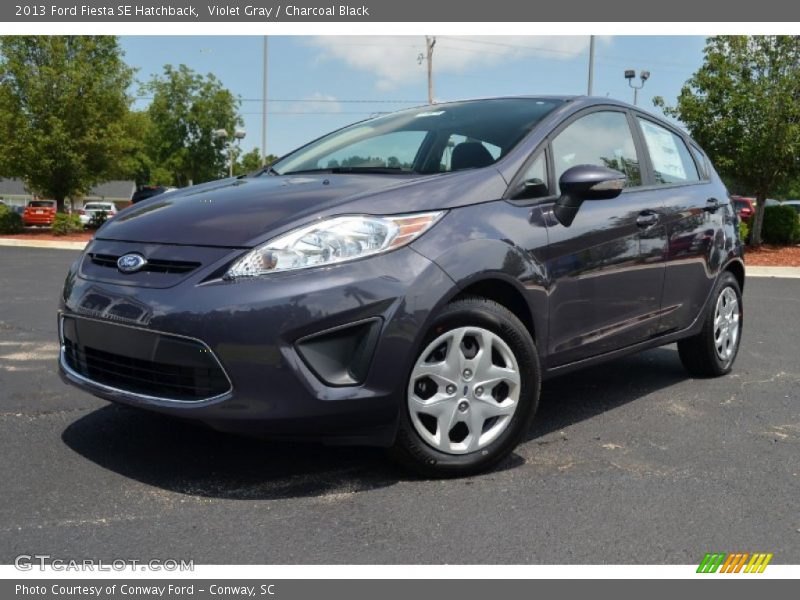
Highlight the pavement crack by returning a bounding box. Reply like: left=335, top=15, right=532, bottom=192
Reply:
left=0, top=406, right=94, bottom=420
left=1, top=514, right=151, bottom=533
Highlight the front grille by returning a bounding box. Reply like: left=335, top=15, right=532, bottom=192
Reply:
left=61, top=316, right=230, bottom=402
left=88, top=253, right=201, bottom=275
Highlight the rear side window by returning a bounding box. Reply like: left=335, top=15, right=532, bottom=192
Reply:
left=690, top=144, right=709, bottom=179
left=638, top=118, right=700, bottom=185
left=552, top=111, right=641, bottom=192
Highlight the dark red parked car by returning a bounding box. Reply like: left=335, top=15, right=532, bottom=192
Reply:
left=22, top=200, right=57, bottom=226
left=731, top=196, right=755, bottom=222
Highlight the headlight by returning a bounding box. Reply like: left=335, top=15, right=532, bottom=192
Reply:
left=225, top=211, right=445, bottom=279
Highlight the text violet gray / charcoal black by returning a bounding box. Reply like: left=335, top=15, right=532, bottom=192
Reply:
left=6, top=0, right=796, bottom=22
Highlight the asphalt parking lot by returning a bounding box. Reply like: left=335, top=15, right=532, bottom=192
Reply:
left=1, top=246, right=798, bottom=564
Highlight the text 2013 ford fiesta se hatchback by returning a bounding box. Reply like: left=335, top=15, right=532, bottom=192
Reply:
left=59, top=96, right=744, bottom=476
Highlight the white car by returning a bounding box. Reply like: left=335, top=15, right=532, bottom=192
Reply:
left=78, top=202, right=116, bottom=226
left=783, top=200, right=800, bottom=216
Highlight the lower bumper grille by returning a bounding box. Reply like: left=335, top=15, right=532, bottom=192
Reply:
left=61, top=316, right=231, bottom=402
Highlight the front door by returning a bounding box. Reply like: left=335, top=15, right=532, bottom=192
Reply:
left=540, top=109, right=667, bottom=366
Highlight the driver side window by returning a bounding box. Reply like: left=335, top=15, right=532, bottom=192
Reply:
left=552, top=111, right=641, bottom=192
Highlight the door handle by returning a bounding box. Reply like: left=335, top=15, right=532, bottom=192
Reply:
left=636, top=211, right=660, bottom=228
left=703, top=198, right=720, bottom=212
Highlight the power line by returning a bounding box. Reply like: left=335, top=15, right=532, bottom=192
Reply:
left=131, top=97, right=424, bottom=104
left=239, top=111, right=390, bottom=115
left=438, top=36, right=700, bottom=71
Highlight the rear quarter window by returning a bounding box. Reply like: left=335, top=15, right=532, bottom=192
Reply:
left=689, top=144, right=709, bottom=180
left=638, top=118, right=700, bottom=185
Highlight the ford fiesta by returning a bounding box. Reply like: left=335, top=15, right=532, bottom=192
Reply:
left=59, top=96, right=744, bottom=476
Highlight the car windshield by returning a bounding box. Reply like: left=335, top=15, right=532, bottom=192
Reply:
left=85, top=204, right=111, bottom=210
left=733, top=200, right=748, bottom=209
left=29, top=201, right=54, bottom=208
left=270, top=98, right=563, bottom=176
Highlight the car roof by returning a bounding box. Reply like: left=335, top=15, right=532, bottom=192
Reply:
left=422, top=95, right=692, bottom=139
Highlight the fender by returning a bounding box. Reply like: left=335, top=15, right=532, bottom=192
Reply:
left=410, top=200, right=550, bottom=355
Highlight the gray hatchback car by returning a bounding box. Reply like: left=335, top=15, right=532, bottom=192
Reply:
left=59, top=96, right=744, bottom=476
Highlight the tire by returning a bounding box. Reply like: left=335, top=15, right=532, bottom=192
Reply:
left=390, top=296, right=541, bottom=477
left=677, top=271, right=743, bottom=377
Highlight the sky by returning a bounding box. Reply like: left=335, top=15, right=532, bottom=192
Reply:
left=119, top=35, right=708, bottom=158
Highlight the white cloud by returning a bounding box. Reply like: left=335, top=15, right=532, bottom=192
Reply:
left=286, top=92, right=343, bottom=114
left=308, top=36, right=610, bottom=92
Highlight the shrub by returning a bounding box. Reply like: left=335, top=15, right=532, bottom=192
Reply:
left=761, top=204, right=800, bottom=245
left=739, top=219, right=750, bottom=244
left=51, top=213, right=82, bottom=236
left=0, top=204, right=23, bottom=234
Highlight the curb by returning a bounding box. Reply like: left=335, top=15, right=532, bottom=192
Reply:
left=746, top=266, right=800, bottom=279
left=2, top=237, right=800, bottom=279
left=0, top=238, right=88, bottom=250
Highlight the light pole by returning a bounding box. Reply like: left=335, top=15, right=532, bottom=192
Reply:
left=213, top=128, right=247, bottom=177
left=624, top=69, right=650, bottom=106
left=587, top=35, right=595, bottom=96
left=261, top=35, right=268, bottom=166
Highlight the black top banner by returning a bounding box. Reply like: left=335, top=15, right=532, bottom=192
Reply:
left=4, top=0, right=798, bottom=22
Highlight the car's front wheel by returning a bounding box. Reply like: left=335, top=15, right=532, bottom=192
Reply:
left=390, top=296, right=540, bottom=477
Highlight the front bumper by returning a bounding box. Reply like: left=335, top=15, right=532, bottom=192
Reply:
left=59, top=243, right=455, bottom=445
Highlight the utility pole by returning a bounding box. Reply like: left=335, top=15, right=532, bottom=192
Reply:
left=261, top=36, right=268, bottom=166
left=426, top=36, right=436, bottom=104
left=587, top=35, right=595, bottom=96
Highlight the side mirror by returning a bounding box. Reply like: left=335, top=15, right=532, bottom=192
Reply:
left=554, top=165, right=626, bottom=226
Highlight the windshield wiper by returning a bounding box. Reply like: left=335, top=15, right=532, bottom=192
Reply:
left=282, top=166, right=415, bottom=176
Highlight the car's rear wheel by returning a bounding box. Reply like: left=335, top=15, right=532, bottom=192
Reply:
left=678, top=271, right=743, bottom=377
left=390, top=296, right=540, bottom=477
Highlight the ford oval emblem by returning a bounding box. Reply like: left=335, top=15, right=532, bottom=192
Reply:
left=117, top=253, right=147, bottom=273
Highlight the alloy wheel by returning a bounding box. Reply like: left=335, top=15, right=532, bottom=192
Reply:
left=714, top=286, right=740, bottom=363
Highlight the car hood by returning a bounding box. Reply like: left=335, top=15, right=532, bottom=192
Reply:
left=95, top=169, right=507, bottom=248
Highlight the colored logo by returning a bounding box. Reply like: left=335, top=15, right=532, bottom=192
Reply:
left=117, top=253, right=147, bottom=273
left=697, top=552, right=773, bottom=573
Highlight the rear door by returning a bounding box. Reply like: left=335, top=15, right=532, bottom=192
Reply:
left=540, top=108, right=668, bottom=366
left=632, top=116, right=725, bottom=333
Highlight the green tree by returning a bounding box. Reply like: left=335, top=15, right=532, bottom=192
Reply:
left=0, top=36, right=135, bottom=212
left=145, top=64, right=242, bottom=187
left=234, top=148, right=278, bottom=175
left=111, top=110, right=155, bottom=187
left=655, top=36, right=800, bottom=246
